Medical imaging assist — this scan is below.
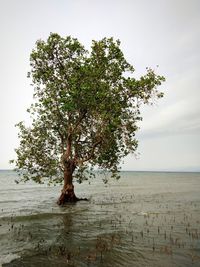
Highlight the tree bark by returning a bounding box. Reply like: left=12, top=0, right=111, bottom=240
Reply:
left=57, top=160, right=78, bottom=205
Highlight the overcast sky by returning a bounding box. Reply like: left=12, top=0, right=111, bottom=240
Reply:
left=0, top=0, right=199, bottom=171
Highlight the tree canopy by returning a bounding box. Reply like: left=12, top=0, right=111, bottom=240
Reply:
left=12, top=33, right=164, bottom=185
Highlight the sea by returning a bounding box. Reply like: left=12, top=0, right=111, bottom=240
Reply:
left=0, top=170, right=200, bottom=267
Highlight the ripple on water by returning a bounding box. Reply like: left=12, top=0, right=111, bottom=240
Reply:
left=0, top=171, right=200, bottom=266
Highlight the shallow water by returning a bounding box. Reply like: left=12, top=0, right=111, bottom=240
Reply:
left=0, top=170, right=200, bottom=266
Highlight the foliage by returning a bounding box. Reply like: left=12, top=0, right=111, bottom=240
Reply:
left=12, top=33, right=165, bottom=184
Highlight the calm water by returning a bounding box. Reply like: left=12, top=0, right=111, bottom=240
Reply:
left=0, top=170, right=200, bottom=266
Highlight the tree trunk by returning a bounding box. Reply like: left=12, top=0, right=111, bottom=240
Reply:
left=57, top=160, right=78, bottom=205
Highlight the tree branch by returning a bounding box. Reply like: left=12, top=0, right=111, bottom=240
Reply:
left=64, top=133, right=72, bottom=160
left=77, top=138, right=102, bottom=165
left=72, top=109, right=87, bottom=133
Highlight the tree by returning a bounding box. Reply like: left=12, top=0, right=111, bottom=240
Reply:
left=12, top=33, right=165, bottom=205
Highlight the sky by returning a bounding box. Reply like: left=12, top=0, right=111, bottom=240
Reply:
left=0, top=0, right=199, bottom=171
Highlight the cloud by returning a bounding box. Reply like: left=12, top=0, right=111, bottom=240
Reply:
left=138, top=98, right=200, bottom=139
left=0, top=0, right=199, bottom=171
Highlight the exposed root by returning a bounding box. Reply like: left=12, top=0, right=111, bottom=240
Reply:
left=57, top=184, right=88, bottom=205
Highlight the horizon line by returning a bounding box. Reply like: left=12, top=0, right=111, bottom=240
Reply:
left=0, top=169, right=200, bottom=173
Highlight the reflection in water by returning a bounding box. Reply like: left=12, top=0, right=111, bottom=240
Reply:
left=0, top=171, right=200, bottom=266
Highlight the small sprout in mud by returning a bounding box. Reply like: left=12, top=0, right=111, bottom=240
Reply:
left=131, top=234, right=134, bottom=242
left=140, top=231, right=144, bottom=238
left=152, top=238, right=155, bottom=252
left=164, top=231, right=167, bottom=240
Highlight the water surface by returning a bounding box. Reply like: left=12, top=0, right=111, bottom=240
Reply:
left=0, top=170, right=200, bottom=266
